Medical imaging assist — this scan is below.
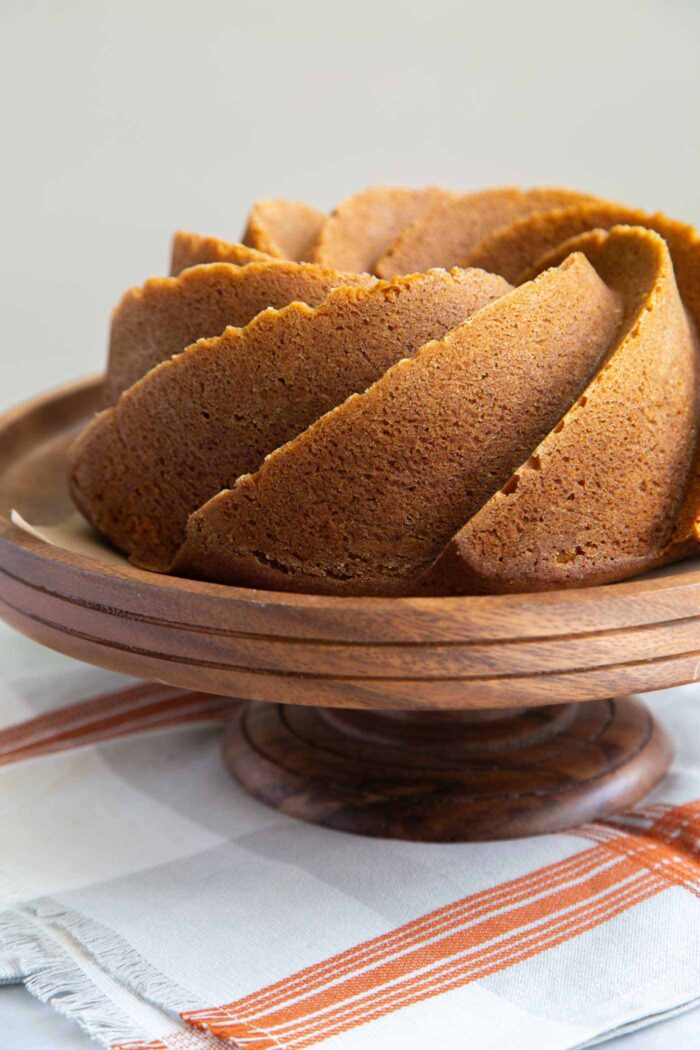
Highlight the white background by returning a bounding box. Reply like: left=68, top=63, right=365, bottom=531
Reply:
left=2, top=0, right=700, bottom=1045
left=2, top=0, right=700, bottom=412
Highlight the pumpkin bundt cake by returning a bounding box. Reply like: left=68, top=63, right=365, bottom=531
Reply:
left=69, top=184, right=700, bottom=595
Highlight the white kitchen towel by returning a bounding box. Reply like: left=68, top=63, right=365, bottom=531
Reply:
left=0, top=620, right=699, bottom=1050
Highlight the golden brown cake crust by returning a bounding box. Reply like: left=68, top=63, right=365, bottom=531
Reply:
left=308, top=186, right=454, bottom=273
left=465, top=201, right=700, bottom=324
left=70, top=268, right=510, bottom=570
left=170, top=231, right=273, bottom=275
left=374, top=187, right=601, bottom=277
left=424, top=227, right=699, bottom=593
left=242, top=198, right=325, bottom=260
left=465, top=204, right=700, bottom=567
left=175, top=253, right=622, bottom=594
left=104, top=260, right=373, bottom=404
left=69, top=186, right=700, bottom=597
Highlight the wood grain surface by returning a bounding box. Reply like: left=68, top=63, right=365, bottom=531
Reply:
left=1, top=377, right=700, bottom=709
left=224, top=698, right=672, bottom=839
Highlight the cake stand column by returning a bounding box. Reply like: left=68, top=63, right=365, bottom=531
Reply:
left=223, top=697, right=672, bottom=841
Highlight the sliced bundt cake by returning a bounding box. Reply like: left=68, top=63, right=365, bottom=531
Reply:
left=71, top=184, right=700, bottom=596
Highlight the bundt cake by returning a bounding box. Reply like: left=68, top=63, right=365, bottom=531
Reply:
left=69, top=184, right=700, bottom=596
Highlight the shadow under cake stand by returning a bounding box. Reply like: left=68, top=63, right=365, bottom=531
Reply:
left=1, top=377, right=699, bottom=841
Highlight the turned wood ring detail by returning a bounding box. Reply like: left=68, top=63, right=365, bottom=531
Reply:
left=225, top=697, right=671, bottom=841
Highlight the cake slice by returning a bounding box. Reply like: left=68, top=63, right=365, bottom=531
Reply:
left=242, top=198, right=325, bottom=260
left=70, top=268, right=510, bottom=570
left=175, top=252, right=623, bottom=594
left=424, top=226, right=699, bottom=593
left=308, top=186, right=453, bottom=273
left=170, top=231, right=273, bottom=275
left=373, top=187, right=601, bottom=277
left=104, top=260, right=373, bottom=403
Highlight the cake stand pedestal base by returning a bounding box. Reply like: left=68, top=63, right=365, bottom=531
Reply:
left=223, top=698, right=672, bottom=841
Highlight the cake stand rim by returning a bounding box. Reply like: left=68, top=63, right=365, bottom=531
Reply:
left=2, top=374, right=700, bottom=710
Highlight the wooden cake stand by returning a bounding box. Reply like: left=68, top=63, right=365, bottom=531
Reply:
left=1, top=377, right=699, bottom=841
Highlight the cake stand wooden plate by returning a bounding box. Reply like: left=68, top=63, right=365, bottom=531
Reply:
left=1, top=377, right=699, bottom=840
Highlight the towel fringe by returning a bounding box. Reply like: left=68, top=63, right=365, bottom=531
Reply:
left=0, top=908, right=144, bottom=1047
left=32, top=899, right=199, bottom=1017
left=0, top=902, right=219, bottom=1047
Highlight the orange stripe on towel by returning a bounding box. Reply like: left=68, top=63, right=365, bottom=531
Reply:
left=185, top=854, right=652, bottom=1044
left=287, top=872, right=663, bottom=1048
left=199, top=844, right=610, bottom=1023
left=114, top=1030, right=231, bottom=1049
left=0, top=683, right=234, bottom=765
left=113, top=1041, right=169, bottom=1050
left=183, top=801, right=700, bottom=1049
